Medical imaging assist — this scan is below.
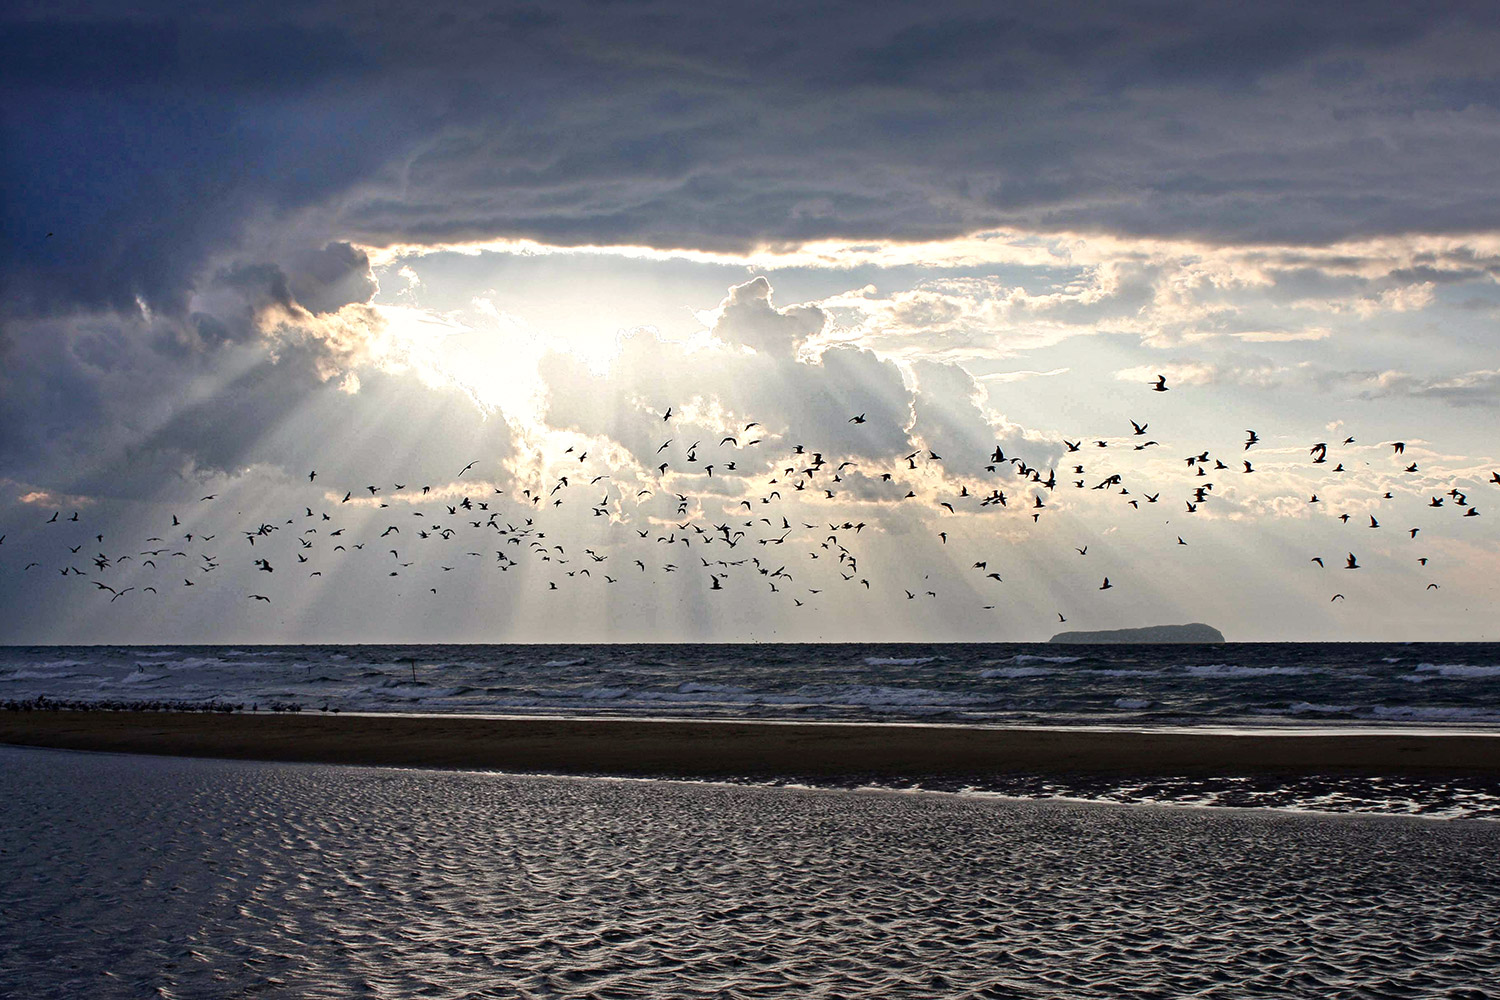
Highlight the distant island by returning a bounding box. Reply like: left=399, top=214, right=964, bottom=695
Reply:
left=1048, top=623, right=1226, bottom=644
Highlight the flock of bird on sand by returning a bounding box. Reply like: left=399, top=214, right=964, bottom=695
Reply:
left=4, top=373, right=1496, bottom=628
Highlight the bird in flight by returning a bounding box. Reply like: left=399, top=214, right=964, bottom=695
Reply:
left=458, top=461, right=478, bottom=477
left=1151, top=375, right=1169, bottom=392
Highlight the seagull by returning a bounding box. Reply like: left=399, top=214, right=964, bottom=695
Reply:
left=1151, top=375, right=1169, bottom=392
left=1345, top=553, right=1360, bottom=569
left=1244, top=430, right=1259, bottom=450
left=458, top=461, right=478, bottom=477
left=1099, top=577, right=1112, bottom=590
left=848, top=413, right=866, bottom=423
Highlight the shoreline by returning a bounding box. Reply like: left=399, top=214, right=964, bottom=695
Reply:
left=3, top=711, right=1499, bottom=779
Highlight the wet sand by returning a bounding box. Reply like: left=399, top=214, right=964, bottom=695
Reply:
left=2, top=711, right=1498, bottom=778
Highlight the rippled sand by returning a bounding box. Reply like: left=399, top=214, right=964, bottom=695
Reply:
left=1, top=746, right=1496, bottom=998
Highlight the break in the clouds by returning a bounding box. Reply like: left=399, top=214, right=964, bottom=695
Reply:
left=4, top=1, right=1500, bottom=641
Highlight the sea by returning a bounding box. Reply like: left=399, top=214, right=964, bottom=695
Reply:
left=1, top=746, right=1496, bottom=999
left=5, top=641, right=1500, bottom=726
left=4, top=641, right=1500, bottom=819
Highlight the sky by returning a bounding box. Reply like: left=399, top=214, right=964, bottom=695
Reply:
left=4, top=0, right=1500, bottom=643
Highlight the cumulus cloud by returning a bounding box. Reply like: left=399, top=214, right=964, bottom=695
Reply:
left=541, top=280, right=914, bottom=477
left=705, top=277, right=826, bottom=356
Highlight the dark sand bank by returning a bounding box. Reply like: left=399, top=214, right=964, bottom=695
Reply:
left=3, top=711, right=1499, bottom=779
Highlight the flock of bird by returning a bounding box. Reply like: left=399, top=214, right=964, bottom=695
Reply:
left=3, top=374, right=1496, bottom=628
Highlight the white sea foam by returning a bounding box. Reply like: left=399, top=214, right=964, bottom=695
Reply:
left=161, top=656, right=235, bottom=671
left=864, top=657, right=937, bottom=666
left=20, top=660, right=89, bottom=671
left=1185, top=664, right=1309, bottom=677
left=805, top=684, right=981, bottom=707
left=676, top=682, right=750, bottom=694
left=1414, top=662, right=1500, bottom=678
left=980, top=667, right=1057, bottom=679
left=2, top=669, right=90, bottom=681
left=1371, top=705, right=1500, bottom=722
left=117, top=672, right=166, bottom=685
left=543, top=658, right=588, bottom=667
left=1114, top=698, right=1151, bottom=710
left=1283, top=701, right=1358, bottom=715
left=1010, top=654, right=1082, bottom=664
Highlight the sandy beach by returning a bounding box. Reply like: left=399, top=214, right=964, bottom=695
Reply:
left=2, top=711, right=1498, bottom=778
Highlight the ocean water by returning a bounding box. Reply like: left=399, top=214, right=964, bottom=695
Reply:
left=1, top=746, right=1496, bottom=999
left=3, top=641, right=1499, bottom=727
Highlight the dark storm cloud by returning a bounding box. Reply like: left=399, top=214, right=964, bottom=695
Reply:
left=7, top=0, right=1500, bottom=323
